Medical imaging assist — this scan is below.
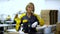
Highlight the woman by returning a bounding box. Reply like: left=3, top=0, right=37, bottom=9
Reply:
left=16, top=2, right=44, bottom=34
left=6, top=15, right=11, bottom=21
left=13, top=14, right=18, bottom=24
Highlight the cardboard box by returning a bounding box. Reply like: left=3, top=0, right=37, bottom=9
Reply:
left=53, top=23, right=60, bottom=34
left=41, top=10, right=58, bottom=25
left=56, top=23, right=60, bottom=31
left=55, top=23, right=60, bottom=34
left=41, top=10, right=50, bottom=25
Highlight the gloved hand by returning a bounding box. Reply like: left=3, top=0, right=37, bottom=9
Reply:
left=31, top=22, right=38, bottom=28
left=20, top=24, right=23, bottom=31
left=19, top=27, right=25, bottom=34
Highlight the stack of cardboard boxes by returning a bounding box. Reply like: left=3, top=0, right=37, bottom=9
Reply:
left=41, top=10, right=58, bottom=25
left=41, top=10, right=58, bottom=34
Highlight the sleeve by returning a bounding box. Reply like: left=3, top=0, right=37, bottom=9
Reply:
left=15, top=18, right=21, bottom=31
left=37, top=16, right=44, bottom=26
left=34, top=14, right=44, bottom=26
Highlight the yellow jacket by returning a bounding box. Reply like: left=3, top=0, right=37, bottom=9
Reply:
left=15, top=13, right=44, bottom=31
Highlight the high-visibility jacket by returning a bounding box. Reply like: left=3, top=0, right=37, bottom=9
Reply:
left=15, top=13, right=44, bottom=31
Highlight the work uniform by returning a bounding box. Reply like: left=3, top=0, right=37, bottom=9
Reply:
left=15, top=13, right=44, bottom=34
left=13, top=18, right=20, bottom=24
left=6, top=16, right=11, bottom=21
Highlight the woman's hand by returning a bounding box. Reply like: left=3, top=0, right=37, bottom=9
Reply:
left=31, top=22, right=38, bottom=28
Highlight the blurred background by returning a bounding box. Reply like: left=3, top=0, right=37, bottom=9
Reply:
left=0, top=0, right=60, bottom=34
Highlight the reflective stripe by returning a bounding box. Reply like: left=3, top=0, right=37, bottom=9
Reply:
left=23, top=19, right=28, bottom=23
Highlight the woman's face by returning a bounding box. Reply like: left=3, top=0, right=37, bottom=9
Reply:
left=27, top=4, right=34, bottom=13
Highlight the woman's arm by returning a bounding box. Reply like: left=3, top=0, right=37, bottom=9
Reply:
left=34, top=14, right=44, bottom=26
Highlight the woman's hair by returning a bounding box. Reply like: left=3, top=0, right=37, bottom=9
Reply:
left=14, top=14, right=18, bottom=18
left=26, top=2, right=35, bottom=12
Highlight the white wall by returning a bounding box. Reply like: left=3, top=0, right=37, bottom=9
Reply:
left=45, top=0, right=60, bottom=9
left=0, top=0, right=45, bottom=15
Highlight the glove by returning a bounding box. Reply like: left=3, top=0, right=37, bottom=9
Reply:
left=19, top=27, right=25, bottom=34
left=31, top=22, right=38, bottom=28
left=20, top=24, right=23, bottom=31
